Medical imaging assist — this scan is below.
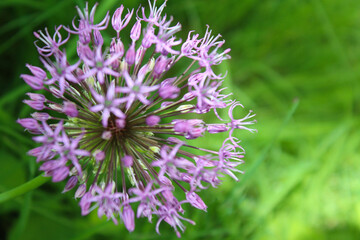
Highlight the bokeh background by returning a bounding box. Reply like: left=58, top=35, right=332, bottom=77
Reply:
left=1, top=0, right=360, bottom=239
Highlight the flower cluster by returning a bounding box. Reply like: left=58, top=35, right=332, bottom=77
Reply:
left=18, top=1, right=256, bottom=237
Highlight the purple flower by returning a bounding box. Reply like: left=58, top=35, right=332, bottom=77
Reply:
left=39, top=159, right=68, bottom=181
left=81, top=45, right=121, bottom=84
left=109, top=42, right=122, bottom=69
left=20, top=64, right=47, bottom=90
left=142, top=26, right=156, bottom=48
left=153, top=202, right=195, bottom=238
left=57, top=131, right=90, bottom=176
left=32, top=121, right=63, bottom=152
left=51, top=166, right=70, bottom=182
left=67, top=3, right=109, bottom=35
left=112, top=5, right=133, bottom=34
left=115, top=68, right=159, bottom=110
left=26, top=93, right=46, bottom=101
left=227, top=101, right=257, bottom=145
left=181, top=31, right=200, bottom=57
left=79, top=192, right=92, bottom=215
left=140, top=0, right=167, bottom=26
left=33, top=26, right=69, bottom=57
left=152, top=143, right=196, bottom=180
left=193, top=26, right=231, bottom=79
left=215, top=138, right=245, bottom=181
left=128, top=181, right=170, bottom=221
left=189, top=78, right=229, bottom=113
left=152, top=19, right=182, bottom=55
left=19, top=1, right=256, bottom=237
left=84, top=183, right=123, bottom=224
left=41, top=53, right=81, bottom=95
left=90, top=81, right=125, bottom=127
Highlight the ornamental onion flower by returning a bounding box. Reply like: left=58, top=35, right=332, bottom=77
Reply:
left=18, top=0, right=256, bottom=237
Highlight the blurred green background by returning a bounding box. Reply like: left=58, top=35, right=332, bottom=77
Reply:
left=0, top=0, right=359, bottom=239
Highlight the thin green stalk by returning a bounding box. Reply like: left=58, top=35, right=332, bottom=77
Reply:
left=0, top=175, right=50, bottom=204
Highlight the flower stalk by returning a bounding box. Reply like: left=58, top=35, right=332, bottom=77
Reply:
left=0, top=175, right=50, bottom=204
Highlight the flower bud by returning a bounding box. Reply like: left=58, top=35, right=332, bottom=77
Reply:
left=93, top=30, right=104, bottom=46
left=161, top=101, right=173, bottom=108
left=79, top=31, right=91, bottom=45
left=26, top=93, right=46, bottom=102
left=62, top=176, right=78, bottom=193
left=79, top=192, right=92, bottom=215
left=135, top=46, right=145, bottom=65
left=75, top=184, right=87, bottom=199
left=149, top=146, right=160, bottom=153
left=23, top=100, right=45, bottom=110
left=39, top=160, right=64, bottom=172
left=162, top=190, right=175, bottom=202
left=158, top=176, right=173, bottom=187
left=125, top=43, right=136, bottom=65
left=49, top=86, right=62, bottom=98
left=142, top=27, right=154, bottom=48
left=186, top=191, right=207, bottom=211
left=153, top=56, right=170, bottom=78
left=21, top=74, right=43, bottom=90
left=122, top=155, right=133, bottom=167
left=26, top=64, right=47, bottom=79
left=63, top=101, right=78, bottom=117
left=116, top=118, right=126, bottom=129
left=102, top=131, right=112, bottom=140
left=49, top=103, right=63, bottom=112
left=130, top=20, right=141, bottom=41
left=188, top=72, right=206, bottom=86
left=110, top=39, right=124, bottom=68
left=122, top=204, right=135, bottom=232
left=173, top=119, right=205, bottom=139
left=78, top=21, right=91, bottom=44
left=17, top=118, right=39, bottom=130
left=207, top=124, right=229, bottom=133
left=93, top=150, right=105, bottom=162
left=31, top=112, right=51, bottom=121
left=159, top=78, right=180, bottom=99
left=77, top=43, right=94, bottom=60
left=28, top=146, right=43, bottom=157
left=111, top=38, right=124, bottom=55
left=146, top=115, right=160, bottom=126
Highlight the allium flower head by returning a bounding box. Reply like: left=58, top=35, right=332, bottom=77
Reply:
left=18, top=0, right=256, bottom=237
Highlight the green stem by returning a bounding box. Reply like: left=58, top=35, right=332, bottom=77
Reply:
left=0, top=174, right=50, bottom=204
